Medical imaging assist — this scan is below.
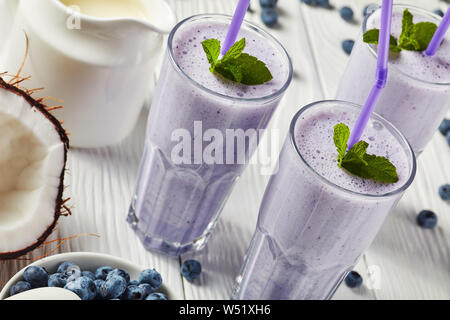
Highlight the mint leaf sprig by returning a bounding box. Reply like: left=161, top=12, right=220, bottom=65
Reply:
left=363, top=9, right=438, bottom=53
left=333, top=123, right=399, bottom=183
left=201, top=38, right=273, bottom=85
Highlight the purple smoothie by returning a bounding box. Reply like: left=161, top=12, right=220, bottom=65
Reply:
left=337, top=5, right=450, bottom=155
left=233, top=101, right=416, bottom=300
left=128, top=15, right=292, bottom=256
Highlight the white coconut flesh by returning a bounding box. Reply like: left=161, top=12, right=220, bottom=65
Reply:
left=0, top=86, right=66, bottom=256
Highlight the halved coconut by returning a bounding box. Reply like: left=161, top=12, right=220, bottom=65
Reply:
left=0, top=76, right=69, bottom=260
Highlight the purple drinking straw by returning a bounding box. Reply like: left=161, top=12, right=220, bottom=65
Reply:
left=425, top=6, right=450, bottom=56
left=221, top=0, right=251, bottom=56
left=347, top=0, right=394, bottom=149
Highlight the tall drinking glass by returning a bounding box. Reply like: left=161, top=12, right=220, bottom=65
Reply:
left=336, top=5, right=450, bottom=155
left=128, top=14, right=293, bottom=256
left=233, top=100, right=416, bottom=300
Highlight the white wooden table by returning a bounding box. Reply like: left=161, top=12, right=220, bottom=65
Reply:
left=1, top=0, right=449, bottom=300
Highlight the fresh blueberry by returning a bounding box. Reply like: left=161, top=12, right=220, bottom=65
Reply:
left=180, top=260, right=202, bottom=281
left=95, top=266, right=113, bottom=280
left=123, top=285, right=146, bottom=300
left=100, top=275, right=127, bottom=299
left=344, top=271, right=363, bottom=288
left=139, top=269, right=163, bottom=290
left=363, top=4, right=376, bottom=17
left=145, top=292, right=168, bottom=300
left=48, top=273, right=68, bottom=288
left=259, top=0, right=277, bottom=8
left=94, top=279, right=105, bottom=300
left=438, top=184, right=450, bottom=200
left=316, top=0, right=329, bottom=8
left=23, top=266, right=48, bottom=288
left=9, top=281, right=32, bottom=296
left=417, top=210, right=438, bottom=229
left=56, top=261, right=74, bottom=274
left=434, top=9, right=444, bottom=17
left=439, top=119, right=450, bottom=135
left=129, top=280, right=139, bottom=286
left=139, top=283, right=153, bottom=297
left=446, top=131, right=450, bottom=147
left=342, top=39, right=355, bottom=55
left=300, top=0, right=315, bottom=5
left=64, top=276, right=96, bottom=300
left=81, top=271, right=96, bottom=281
left=261, top=8, right=278, bottom=27
left=339, top=7, right=354, bottom=22
left=106, top=268, right=130, bottom=284
left=65, top=265, right=81, bottom=282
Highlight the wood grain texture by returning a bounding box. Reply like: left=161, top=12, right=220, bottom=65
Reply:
left=0, top=0, right=449, bottom=300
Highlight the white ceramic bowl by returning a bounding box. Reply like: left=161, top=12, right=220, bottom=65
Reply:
left=0, top=252, right=174, bottom=300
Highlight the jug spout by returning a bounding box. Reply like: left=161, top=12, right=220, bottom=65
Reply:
left=140, top=0, right=176, bottom=34
left=59, top=0, right=176, bottom=35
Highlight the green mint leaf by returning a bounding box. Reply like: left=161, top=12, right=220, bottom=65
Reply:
left=222, top=38, right=246, bottom=61
left=215, top=62, right=244, bottom=83
left=215, top=53, right=273, bottom=85
left=363, top=28, right=402, bottom=53
left=201, top=38, right=273, bottom=85
left=234, top=53, right=273, bottom=85
left=341, top=154, right=368, bottom=176
left=400, top=8, right=414, bottom=40
left=363, top=9, right=439, bottom=54
left=362, top=154, right=399, bottom=183
left=399, top=9, right=420, bottom=50
left=341, top=154, right=372, bottom=180
left=342, top=154, right=398, bottom=183
left=334, top=123, right=399, bottom=183
left=347, top=140, right=369, bottom=159
left=333, top=123, right=350, bottom=167
left=398, top=9, right=438, bottom=51
left=341, top=141, right=369, bottom=170
left=411, top=22, right=438, bottom=51
left=201, top=39, right=221, bottom=71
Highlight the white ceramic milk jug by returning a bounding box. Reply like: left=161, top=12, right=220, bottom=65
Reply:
left=1, top=0, right=176, bottom=148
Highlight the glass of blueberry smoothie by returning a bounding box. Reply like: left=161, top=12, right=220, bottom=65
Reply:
left=128, top=14, right=292, bottom=256
left=233, top=100, right=416, bottom=300
left=336, top=5, right=450, bottom=155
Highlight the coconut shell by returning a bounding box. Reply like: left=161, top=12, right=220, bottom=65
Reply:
left=0, top=76, right=69, bottom=260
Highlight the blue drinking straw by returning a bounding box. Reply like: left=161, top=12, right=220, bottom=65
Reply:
left=425, top=6, right=450, bottom=56
left=347, top=0, right=394, bottom=149
left=221, top=0, right=251, bottom=56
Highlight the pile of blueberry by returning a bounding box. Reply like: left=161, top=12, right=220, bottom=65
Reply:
left=9, top=262, right=168, bottom=300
